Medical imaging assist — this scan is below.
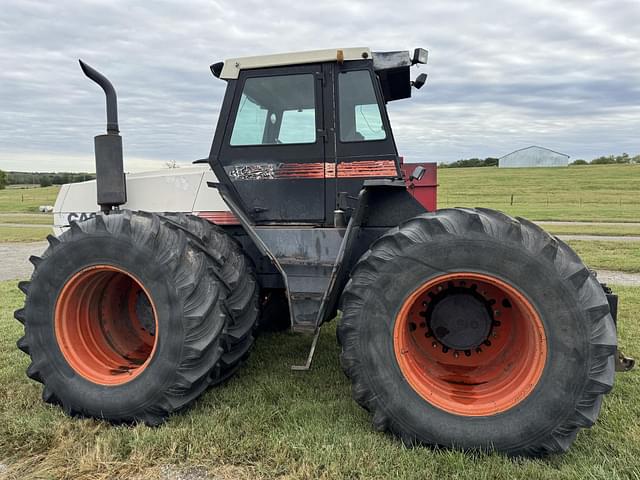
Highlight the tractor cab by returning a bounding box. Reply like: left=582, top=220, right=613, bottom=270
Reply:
left=208, top=47, right=428, bottom=226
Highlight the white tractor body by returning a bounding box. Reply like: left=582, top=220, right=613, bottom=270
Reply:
left=53, top=166, right=235, bottom=235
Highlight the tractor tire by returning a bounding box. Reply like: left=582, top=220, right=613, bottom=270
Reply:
left=15, top=210, right=234, bottom=425
left=160, top=213, right=259, bottom=384
left=338, top=208, right=616, bottom=456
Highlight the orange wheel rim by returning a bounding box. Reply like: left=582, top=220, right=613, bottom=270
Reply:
left=54, top=265, right=158, bottom=386
left=393, top=272, right=547, bottom=416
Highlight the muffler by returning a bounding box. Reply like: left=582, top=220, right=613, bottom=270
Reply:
left=79, top=60, right=127, bottom=213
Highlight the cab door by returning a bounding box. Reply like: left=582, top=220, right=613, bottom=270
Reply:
left=217, top=64, right=326, bottom=223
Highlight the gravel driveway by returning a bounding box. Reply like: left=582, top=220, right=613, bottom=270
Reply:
left=0, top=241, right=48, bottom=281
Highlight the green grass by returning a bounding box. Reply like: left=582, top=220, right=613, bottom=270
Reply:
left=0, top=186, right=59, bottom=213
left=0, top=213, right=53, bottom=225
left=543, top=224, right=640, bottom=237
left=567, top=241, right=640, bottom=273
left=0, top=226, right=52, bottom=242
left=1, top=280, right=639, bottom=479
left=439, top=164, right=640, bottom=222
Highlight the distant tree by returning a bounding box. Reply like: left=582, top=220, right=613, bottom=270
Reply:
left=0, top=169, right=6, bottom=189
left=440, top=157, right=499, bottom=168
left=616, top=153, right=630, bottom=164
left=40, top=176, right=52, bottom=187
left=571, top=159, right=588, bottom=165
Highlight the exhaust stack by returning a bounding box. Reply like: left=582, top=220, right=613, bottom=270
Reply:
left=79, top=60, right=126, bottom=213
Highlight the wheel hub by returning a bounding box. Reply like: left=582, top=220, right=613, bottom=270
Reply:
left=394, top=272, right=547, bottom=416
left=429, top=292, right=492, bottom=350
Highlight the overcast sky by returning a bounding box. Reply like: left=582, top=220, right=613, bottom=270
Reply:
left=1, top=0, right=639, bottom=172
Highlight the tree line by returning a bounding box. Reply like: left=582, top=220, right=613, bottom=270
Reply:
left=439, top=153, right=640, bottom=168
left=571, top=153, right=640, bottom=165
left=439, top=158, right=499, bottom=168
left=2, top=171, right=95, bottom=188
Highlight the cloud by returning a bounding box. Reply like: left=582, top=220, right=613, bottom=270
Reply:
left=0, top=0, right=639, bottom=171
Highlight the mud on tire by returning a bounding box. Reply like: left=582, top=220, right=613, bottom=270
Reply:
left=337, top=208, right=616, bottom=456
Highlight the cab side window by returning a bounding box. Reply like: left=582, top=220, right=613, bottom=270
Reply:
left=338, top=70, right=386, bottom=142
left=230, top=74, right=316, bottom=146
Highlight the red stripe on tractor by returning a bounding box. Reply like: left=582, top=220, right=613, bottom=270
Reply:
left=195, top=211, right=240, bottom=225
left=277, top=163, right=325, bottom=179
left=336, top=160, right=397, bottom=178
left=274, top=160, right=397, bottom=179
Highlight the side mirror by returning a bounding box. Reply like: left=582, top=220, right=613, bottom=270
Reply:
left=412, top=48, right=429, bottom=65
left=409, top=165, right=426, bottom=181
left=412, top=73, right=427, bottom=90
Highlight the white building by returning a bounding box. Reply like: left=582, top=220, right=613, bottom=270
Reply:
left=499, top=146, right=569, bottom=168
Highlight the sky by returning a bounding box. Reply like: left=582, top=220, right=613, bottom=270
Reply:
left=1, top=0, right=639, bottom=172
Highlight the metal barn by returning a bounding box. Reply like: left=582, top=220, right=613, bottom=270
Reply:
left=499, top=146, right=569, bottom=168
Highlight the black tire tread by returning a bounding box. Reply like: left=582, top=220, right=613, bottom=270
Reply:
left=159, top=213, right=259, bottom=385
left=16, top=210, right=229, bottom=425
left=338, top=207, right=616, bottom=456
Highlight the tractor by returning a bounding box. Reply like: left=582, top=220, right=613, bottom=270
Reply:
left=16, top=47, right=634, bottom=457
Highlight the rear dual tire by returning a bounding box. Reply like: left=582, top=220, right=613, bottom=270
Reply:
left=338, top=208, right=616, bottom=456
left=15, top=211, right=258, bottom=425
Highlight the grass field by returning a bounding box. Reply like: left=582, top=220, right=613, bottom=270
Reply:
left=438, top=164, right=640, bottom=222
left=1, top=280, right=638, bottom=479
left=567, top=241, right=640, bottom=273
left=1, top=167, right=639, bottom=478
left=0, top=186, right=59, bottom=214
left=544, top=224, right=640, bottom=237
left=0, top=213, right=54, bottom=225
left=0, top=226, right=52, bottom=242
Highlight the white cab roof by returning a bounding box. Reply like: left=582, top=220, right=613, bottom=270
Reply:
left=220, top=47, right=371, bottom=79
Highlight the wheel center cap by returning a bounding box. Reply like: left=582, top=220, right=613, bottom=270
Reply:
left=429, top=293, right=492, bottom=350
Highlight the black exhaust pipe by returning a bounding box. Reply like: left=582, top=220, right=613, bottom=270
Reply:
left=79, top=59, right=126, bottom=213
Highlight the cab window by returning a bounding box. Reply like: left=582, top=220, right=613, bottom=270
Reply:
left=339, top=70, right=386, bottom=142
left=230, top=74, right=316, bottom=146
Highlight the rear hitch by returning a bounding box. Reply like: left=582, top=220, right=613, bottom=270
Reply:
left=79, top=60, right=127, bottom=213
left=601, top=283, right=635, bottom=372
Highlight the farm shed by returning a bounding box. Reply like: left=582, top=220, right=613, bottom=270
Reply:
left=499, top=146, right=569, bottom=168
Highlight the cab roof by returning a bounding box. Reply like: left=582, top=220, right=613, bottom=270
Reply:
left=218, top=47, right=372, bottom=79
